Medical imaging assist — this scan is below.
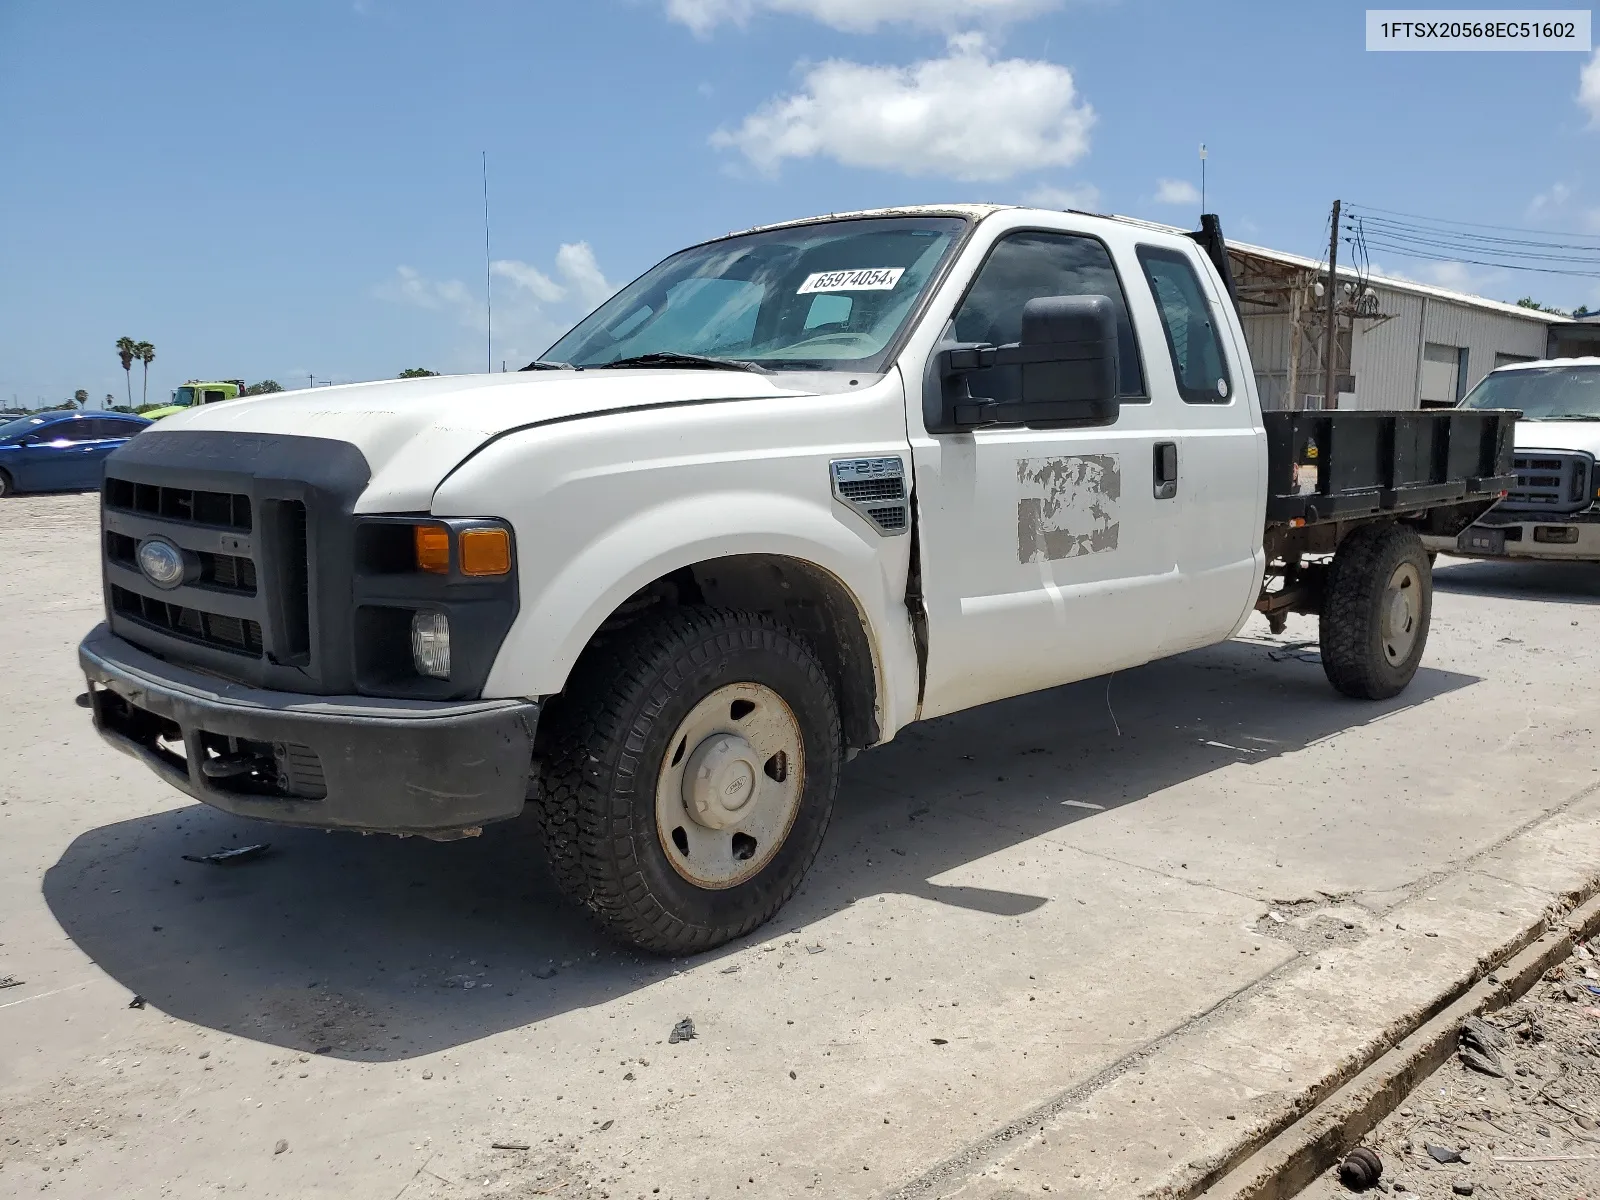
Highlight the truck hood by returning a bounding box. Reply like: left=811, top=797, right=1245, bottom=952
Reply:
left=151, top=370, right=817, bottom=510
left=1514, top=419, right=1600, bottom=458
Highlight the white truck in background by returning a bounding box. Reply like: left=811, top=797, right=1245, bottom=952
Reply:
left=79, top=204, right=1514, bottom=954
left=1426, top=357, right=1600, bottom=563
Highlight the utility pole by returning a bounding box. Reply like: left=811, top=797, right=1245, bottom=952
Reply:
left=1323, top=198, right=1340, bottom=411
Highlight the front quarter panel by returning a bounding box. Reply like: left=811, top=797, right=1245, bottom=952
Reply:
left=429, top=376, right=921, bottom=740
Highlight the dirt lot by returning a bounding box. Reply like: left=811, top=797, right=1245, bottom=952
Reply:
left=1298, top=938, right=1600, bottom=1200
left=2, top=491, right=1599, bottom=1200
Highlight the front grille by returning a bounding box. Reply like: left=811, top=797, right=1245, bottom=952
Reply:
left=111, top=584, right=264, bottom=656
left=104, top=532, right=257, bottom=595
left=1503, top=451, right=1595, bottom=515
left=105, top=477, right=252, bottom=531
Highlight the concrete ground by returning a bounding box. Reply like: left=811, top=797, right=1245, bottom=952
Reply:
left=1, top=491, right=1597, bottom=1200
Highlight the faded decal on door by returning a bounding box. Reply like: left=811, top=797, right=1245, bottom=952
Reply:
left=1017, top=454, right=1121, bottom=563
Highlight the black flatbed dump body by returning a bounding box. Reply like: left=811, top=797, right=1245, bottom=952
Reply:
left=1262, top=408, right=1518, bottom=528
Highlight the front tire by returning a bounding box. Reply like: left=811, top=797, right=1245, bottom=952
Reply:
left=0, top=470, right=13, bottom=498
left=1319, top=524, right=1432, bottom=700
left=535, top=608, right=841, bottom=955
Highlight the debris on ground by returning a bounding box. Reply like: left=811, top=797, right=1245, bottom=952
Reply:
left=127, top=994, right=145, bottom=1009
left=668, top=1018, right=696, bottom=1044
left=491, top=1140, right=531, bottom=1151
left=532, top=965, right=558, bottom=979
left=182, top=843, right=271, bottom=866
left=274, top=1139, right=288, bottom=1155
left=1313, top=935, right=1600, bottom=1199
left=0, top=976, right=23, bottom=989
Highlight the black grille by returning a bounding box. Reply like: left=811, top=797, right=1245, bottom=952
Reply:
left=837, top=476, right=905, bottom=503
left=200, top=551, right=257, bottom=594
left=105, top=477, right=252, bottom=531
left=867, top=505, right=908, bottom=530
left=111, top=585, right=264, bottom=656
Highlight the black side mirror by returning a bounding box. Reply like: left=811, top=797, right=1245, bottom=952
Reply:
left=926, top=294, right=1121, bottom=433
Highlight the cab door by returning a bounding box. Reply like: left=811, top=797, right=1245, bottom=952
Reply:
left=1126, top=241, right=1265, bottom=654
left=907, top=223, right=1186, bottom=719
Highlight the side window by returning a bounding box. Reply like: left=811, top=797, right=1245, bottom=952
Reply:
left=55, top=420, right=95, bottom=443
left=1136, top=246, right=1232, bottom=404
left=950, top=231, right=1146, bottom=402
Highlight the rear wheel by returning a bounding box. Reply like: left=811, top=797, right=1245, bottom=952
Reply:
left=1319, top=524, right=1432, bottom=700
left=0, top=470, right=13, bottom=498
left=535, top=607, right=841, bottom=955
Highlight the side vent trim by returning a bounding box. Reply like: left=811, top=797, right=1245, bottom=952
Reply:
left=830, top=457, right=910, bottom=537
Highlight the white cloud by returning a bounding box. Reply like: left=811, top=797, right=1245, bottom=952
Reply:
left=711, top=35, right=1094, bottom=182
left=1024, top=182, right=1101, bottom=210
left=1527, top=182, right=1573, bottom=217
left=666, top=0, right=1056, bottom=35
left=1415, top=261, right=1505, bottom=296
left=1153, top=178, right=1200, bottom=206
left=1580, top=50, right=1600, bottom=125
left=374, top=242, right=615, bottom=370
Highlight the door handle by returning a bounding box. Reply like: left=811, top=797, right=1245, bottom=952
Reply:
left=1153, top=442, right=1178, bottom=500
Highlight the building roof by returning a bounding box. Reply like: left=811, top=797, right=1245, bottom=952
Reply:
left=720, top=203, right=1566, bottom=325
left=1492, top=355, right=1600, bottom=372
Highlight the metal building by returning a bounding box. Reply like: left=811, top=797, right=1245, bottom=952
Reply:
left=1222, top=241, right=1564, bottom=411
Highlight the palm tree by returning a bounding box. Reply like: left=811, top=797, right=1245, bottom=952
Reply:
left=74, top=389, right=89, bottom=411
left=134, top=341, right=155, bottom=407
left=115, top=337, right=137, bottom=407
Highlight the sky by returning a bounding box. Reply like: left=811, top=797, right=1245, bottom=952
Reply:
left=2, top=0, right=1599, bottom=409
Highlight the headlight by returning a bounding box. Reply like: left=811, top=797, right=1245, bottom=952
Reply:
left=410, top=611, right=451, bottom=679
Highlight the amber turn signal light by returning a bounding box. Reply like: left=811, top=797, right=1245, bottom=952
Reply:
left=414, top=524, right=451, bottom=574
left=459, top=528, right=512, bottom=576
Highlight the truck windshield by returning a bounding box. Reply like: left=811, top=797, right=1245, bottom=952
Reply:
left=173, top=386, right=197, bottom=407
left=542, top=216, right=968, bottom=372
left=1459, top=365, right=1600, bottom=421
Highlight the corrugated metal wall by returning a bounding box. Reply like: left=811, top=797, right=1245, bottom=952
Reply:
left=1242, top=286, right=1551, bottom=410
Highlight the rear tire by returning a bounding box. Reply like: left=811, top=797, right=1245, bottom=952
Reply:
left=1319, top=524, right=1432, bottom=700
left=534, top=607, right=841, bottom=955
left=0, top=470, right=12, bottom=498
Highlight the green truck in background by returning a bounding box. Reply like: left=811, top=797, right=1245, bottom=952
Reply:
left=140, top=380, right=245, bottom=420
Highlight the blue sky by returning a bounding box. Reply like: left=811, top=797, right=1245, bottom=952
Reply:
left=2, top=0, right=1598, bottom=408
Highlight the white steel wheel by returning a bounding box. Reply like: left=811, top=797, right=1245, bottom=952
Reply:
left=1379, top=562, right=1422, bottom=666
left=654, top=682, right=805, bottom=889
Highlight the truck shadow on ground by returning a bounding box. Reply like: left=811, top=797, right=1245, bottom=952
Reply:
left=1432, top=557, right=1600, bottom=605
left=43, top=635, right=1477, bottom=1061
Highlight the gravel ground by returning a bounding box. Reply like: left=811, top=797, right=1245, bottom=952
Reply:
left=1301, top=937, right=1600, bottom=1200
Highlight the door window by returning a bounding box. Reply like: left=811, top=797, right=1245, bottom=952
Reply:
left=1136, top=246, right=1232, bottom=404
left=950, top=231, right=1146, bottom=403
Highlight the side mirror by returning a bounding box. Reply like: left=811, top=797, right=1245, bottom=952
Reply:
left=926, top=294, right=1121, bottom=433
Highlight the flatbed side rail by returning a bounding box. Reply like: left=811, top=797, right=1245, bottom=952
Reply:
left=1263, top=409, right=1518, bottom=527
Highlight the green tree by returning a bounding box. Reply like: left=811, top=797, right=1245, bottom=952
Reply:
left=398, top=367, right=439, bottom=378
left=115, top=337, right=137, bottom=406
left=1515, top=297, right=1567, bottom=315
left=73, top=389, right=88, bottom=410
left=134, top=341, right=155, bottom=407
left=240, top=380, right=284, bottom=396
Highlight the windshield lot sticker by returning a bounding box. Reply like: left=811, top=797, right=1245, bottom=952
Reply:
left=796, top=268, right=905, bottom=294
left=1017, top=454, right=1121, bottom=563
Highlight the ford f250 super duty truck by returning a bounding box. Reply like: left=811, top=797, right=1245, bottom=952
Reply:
left=78, top=205, right=1516, bottom=954
left=1422, top=356, right=1600, bottom=563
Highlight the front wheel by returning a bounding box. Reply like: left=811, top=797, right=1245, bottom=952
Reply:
left=535, top=608, right=841, bottom=955
left=0, top=470, right=13, bottom=498
left=1319, top=524, right=1433, bottom=700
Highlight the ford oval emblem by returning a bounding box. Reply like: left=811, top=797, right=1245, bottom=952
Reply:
left=137, top=538, right=187, bottom=589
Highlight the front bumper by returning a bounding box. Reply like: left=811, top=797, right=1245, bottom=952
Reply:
left=79, top=623, right=538, bottom=837
left=1421, top=510, right=1600, bottom=563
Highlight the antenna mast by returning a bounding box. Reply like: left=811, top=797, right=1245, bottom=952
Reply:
left=483, top=151, right=493, bottom=373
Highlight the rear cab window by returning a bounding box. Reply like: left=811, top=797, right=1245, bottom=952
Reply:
left=1136, top=245, right=1232, bottom=404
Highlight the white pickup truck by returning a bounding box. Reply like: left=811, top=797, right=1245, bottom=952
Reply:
left=1424, top=357, right=1600, bottom=563
left=79, top=204, right=1515, bottom=953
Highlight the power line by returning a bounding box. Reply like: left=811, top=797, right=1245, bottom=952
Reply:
left=1345, top=201, right=1600, bottom=242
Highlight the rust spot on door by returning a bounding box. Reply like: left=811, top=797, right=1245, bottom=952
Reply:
left=1017, top=454, right=1121, bottom=564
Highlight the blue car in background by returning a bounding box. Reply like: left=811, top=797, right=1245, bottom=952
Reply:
left=0, top=411, right=152, bottom=497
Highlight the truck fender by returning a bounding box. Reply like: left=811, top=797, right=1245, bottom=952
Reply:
left=482, top=491, right=911, bottom=728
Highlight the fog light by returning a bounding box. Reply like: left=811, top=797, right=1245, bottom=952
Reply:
left=410, top=610, right=451, bottom=678
left=1533, top=525, right=1579, bottom=545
